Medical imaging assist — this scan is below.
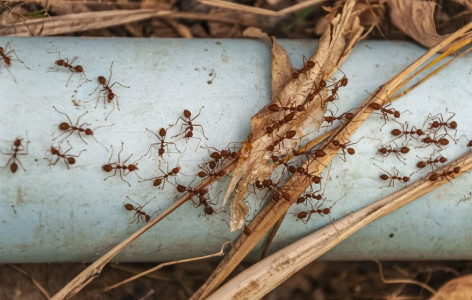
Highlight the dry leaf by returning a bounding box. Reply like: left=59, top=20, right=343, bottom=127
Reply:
left=431, top=274, right=472, bottom=300
left=389, top=0, right=446, bottom=49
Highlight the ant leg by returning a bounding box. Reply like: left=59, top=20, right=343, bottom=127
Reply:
left=104, top=168, right=118, bottom=181
left=192, top=124, right=208, bottom=140
left=105, top=100, right=115, bottom=121
left=54, top=131, right=74, bottom=144
left=66, top=72, right=74, bottom=87
left=109, top=81, right=130, bottom=89
left=14, top=157, right=26, bottom=171
left=122, top=154, right=133, bottom=165
left=2, top=156, right=14, bottom=169
left=119, top=169, right=132, bottom=187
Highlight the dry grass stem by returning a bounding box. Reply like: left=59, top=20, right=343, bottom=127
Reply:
left=0, top=9, right=253, bottom=36
left=190, top=19, right=472, bottom=300
left=198, top=0, right=326, bottom=16
left=206, top=150, right=472, bottom=299
left=102, top=241, right=231, bottom=293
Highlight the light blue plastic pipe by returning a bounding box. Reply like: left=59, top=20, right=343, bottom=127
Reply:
left=0, top=37, right=471, bottom=262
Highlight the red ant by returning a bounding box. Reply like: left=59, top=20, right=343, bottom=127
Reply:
left=390, top=122, right=425, bottom=142
left=49, top=52, right=89, bottom=87
left=124, top=196, right=156, bottom=223
left=145, top=127, right=180, bottom=158
left=89, top=62, right=129, bottom=120
left=331, top=138, right=362, bottom=161
left=52, top=106, right=112, bottom=151
left=369, top=102, right=400, bottom=126
left=176, top=184, right=218, bottom=216
left=268, top=97, right=305, bottom=114
left=197, top=162, right=226, bottom=180
left=293, top=195, right=342, bottom=224
left=1, top=136, right=29, bottom=173
left=426, top=111, right=458, bottom=140
left=1, top=42, right=29, bottom=83
left=374, top=164, right=409, bottom=188
left=265, top=130, right=297, bottom=152
left=419, top=135, right=449, bottom=148
left=205, top=146, right=238, bottom=169
left=141, top=163, right=181, bottom=189
left=103, top=142, right=141, bottom=187
left=413, top=152, right=447, bottom=174
left=323, top=69, right=348, bottom=107
left=322, top=110, right=355, bottom=127
left=47, top=141, right=86, bottom=169
left=429, top=166, right=461, bottom=182
left=377, top=144, right=410, bottom=164
left=172, top=107, right=208, bottom=142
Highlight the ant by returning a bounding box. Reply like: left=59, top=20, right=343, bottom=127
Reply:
left=1, top=136, right=29, bottom=173
left=374, top=163, right=409, bottom=188
left=47, top=141, right=86, bottom=169
left=0, top=42, right=29, bottom=83
left=429, top=166, right=461, bottom=182
left=49, top=52, right=89, bottom=86
left=103, top=142, right=141, bottom=187
left=377, top=144, right=410, bottom=164
left=52, top=106, right=112, bottom=151
left=89, top=62, right=129, bottom=120
left=145, top=127, right=180, bottom=158
left=324, top=69, right=348, bottom=106
left=426, top=111, right=458, bottom=140
left=196, top=162, right=226, bottom=180
left=322, top=111, right=355, bottom=127
left=124, top=196, right=156, bottom=223
left=172, top=107, right=208, bottom=142
left=293, top=194, right=342, bottom=224
left=268, top=97, right=305, bottom=114
left=414, top=152, right=447, bottom=173
left=419, top=135, right=449, bottom=148
left=390, top=122, right=425, bottom=142
left=369, top=102, right=400, bottom=127
left=141, top=163, right=181, bottom=189
left=265, top=130, right=298, bottom=152
left=331, top=138, right=362, bottom=161
left=176, top=184, right=218, bottom=216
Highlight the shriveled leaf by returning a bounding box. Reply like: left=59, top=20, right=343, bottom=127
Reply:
left=389, top=0, right=445, bottom=49
left=431, top=274, right=472, bottom=300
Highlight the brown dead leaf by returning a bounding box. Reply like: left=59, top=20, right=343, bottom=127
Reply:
left=431, top=274, right=472, bottom=300
left=389, top=0, right=446, bottom=49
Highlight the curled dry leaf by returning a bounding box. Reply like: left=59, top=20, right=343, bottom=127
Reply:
left=224, top=0, right=362, bottom=232
left=389, top=0, right=446, bottom=49
left=430, top=274, right=472, bottom=300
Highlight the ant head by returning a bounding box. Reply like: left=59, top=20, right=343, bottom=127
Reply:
left=450, top=121, right=458, bottom=129
left=326, top=95, right=335, bottom=102
left=453, top=166, right=461, bottom=173
left=184, top=109, right=191, bottom=118
left=159, top=128, right=166, bottom=137
left=306, top=61, right=315, bottom=68
left=209, top=161, right=217, bottom=169
left=218, top=170, right=226, bottom=177
left=340, top=77, right=348, bottom=87
left=210, top=152, right=221, bottom=160
left=402, top=176, right=410, bottom=182
left=98, top=76, right=106, bottom=84
left=322, top=208, right=331, bottom=214
left=324, top=116, right=335, bottom=123
left=107, top=93, right=114, bottom=101
left=185, top=131, right=193, bottom=138
left=50, top=146, right=59, bottom=155
left=145, top=215, right=151, bottom=223
left=67, top=157, right=76, bottom=164
left=59, top=122, right=70, bottom=131
left=153, top=178, right=162, bottom=187
left=176, top=185, right=186, bottom=193
left=430, top=121, right=439, bottom=128
left=171, top=167, right=180, bottom=174
left=55, top=59, right=64, bottom=66
left=393, top=111, right=400, bottom=118
left=14, top=138, right=23, bottom=147
left=85, top=128, right=93, bottom=135
left=103, top=164, right=113, bottom=172
left=306, top=94, right=314, bottom=101
left=319, top=80, right=327, bottom=88
left=439, top=157, right=448, bottom=163
left=254, top=180, right=263, bottom=189
left=417, top=129, right=424, bottom=135
left=199, top=188, right=208, bottom=196
left=198, top=171, right=207, bottom=178
left=128, top=164, right=138, bottom=171
left=74, top=65, right=83, bottom=72
left=10, top=162, right=18, bottom=173
left=124, top=204, right=134, bottom=211
left=312, top=176, right=321, bottom=184
left=429, top=174, right=439, bottom=181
